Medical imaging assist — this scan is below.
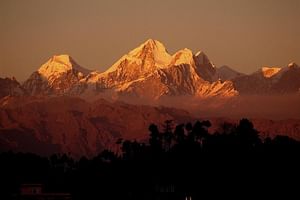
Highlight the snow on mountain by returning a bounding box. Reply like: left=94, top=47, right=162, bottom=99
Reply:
left=261, top=67, right=281, bottom=78
left=19, top=40, right=300, bottom=98
left=38, top=54, right=90, bottom=78
left=271, top=62, right=300, bottom=93
left=76, top=39, right=235, bottom=99
left=104, top=39, right=171, bottom=74
left=196, top=80, right=238, bottom=97
left=170, top=48, right=194, bottom=66
left=81, top=39, right=173, bottom=92
left=23, top=55, right=90, bottom=95
left=288, top=62, right=298, bottom=68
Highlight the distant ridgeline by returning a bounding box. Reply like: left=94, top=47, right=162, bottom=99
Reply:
left=1, top=119, right=300, bottom=199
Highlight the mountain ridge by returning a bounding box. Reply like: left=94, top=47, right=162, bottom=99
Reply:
left=28, top=39, right=236, bottom=99
left=232, top=62, right=300, bottom=94
left=1, top=39, right=299, bottom=99
left=1, top=95, right=299, bottom=157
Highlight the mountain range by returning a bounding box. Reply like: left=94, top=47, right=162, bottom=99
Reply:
left=1, top=39, right=300, bottom=157
left=2, top=39, right=299, bottom=100
left=1, top=39, right=299, bottom=99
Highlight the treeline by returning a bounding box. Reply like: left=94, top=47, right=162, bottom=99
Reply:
left=1, top=119, right=300, bottom=199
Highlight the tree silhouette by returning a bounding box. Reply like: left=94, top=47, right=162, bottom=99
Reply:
left=236, top=118, right=261, bottom=149
left=149, top=123, right=161, bottom=154
left=162, top=120, right=174, bottom=151
left=1, top=118, right=300, bottom=200
left=194, top=120, right=211, bottom=141
left=174, top=124, right=185, bottom=144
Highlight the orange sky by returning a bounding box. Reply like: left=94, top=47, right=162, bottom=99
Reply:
left=0, top=0, right=299, bottom=81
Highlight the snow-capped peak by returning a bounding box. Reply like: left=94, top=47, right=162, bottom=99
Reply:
left=104, top=39, right=172, bottom=73
left=288, top=62, right=299, bottom=68
left=128, top=39, right=172, bottom=66
left=261, top=67, right=282, bottom=78
left=38, top=54, right=90, bottom=78
left=171, top=48, right=194, bottom=66
left=138, top=39, right=164, bottom=50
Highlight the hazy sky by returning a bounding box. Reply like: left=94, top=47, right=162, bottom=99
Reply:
left=1, top=0, right=299, bottom=81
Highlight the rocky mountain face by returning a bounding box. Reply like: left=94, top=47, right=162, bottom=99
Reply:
left=217, top=65, right=244, bottom=80
left=0, top=77, right=25, bottom=98
left=232, top=63, right=300, bottom=94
